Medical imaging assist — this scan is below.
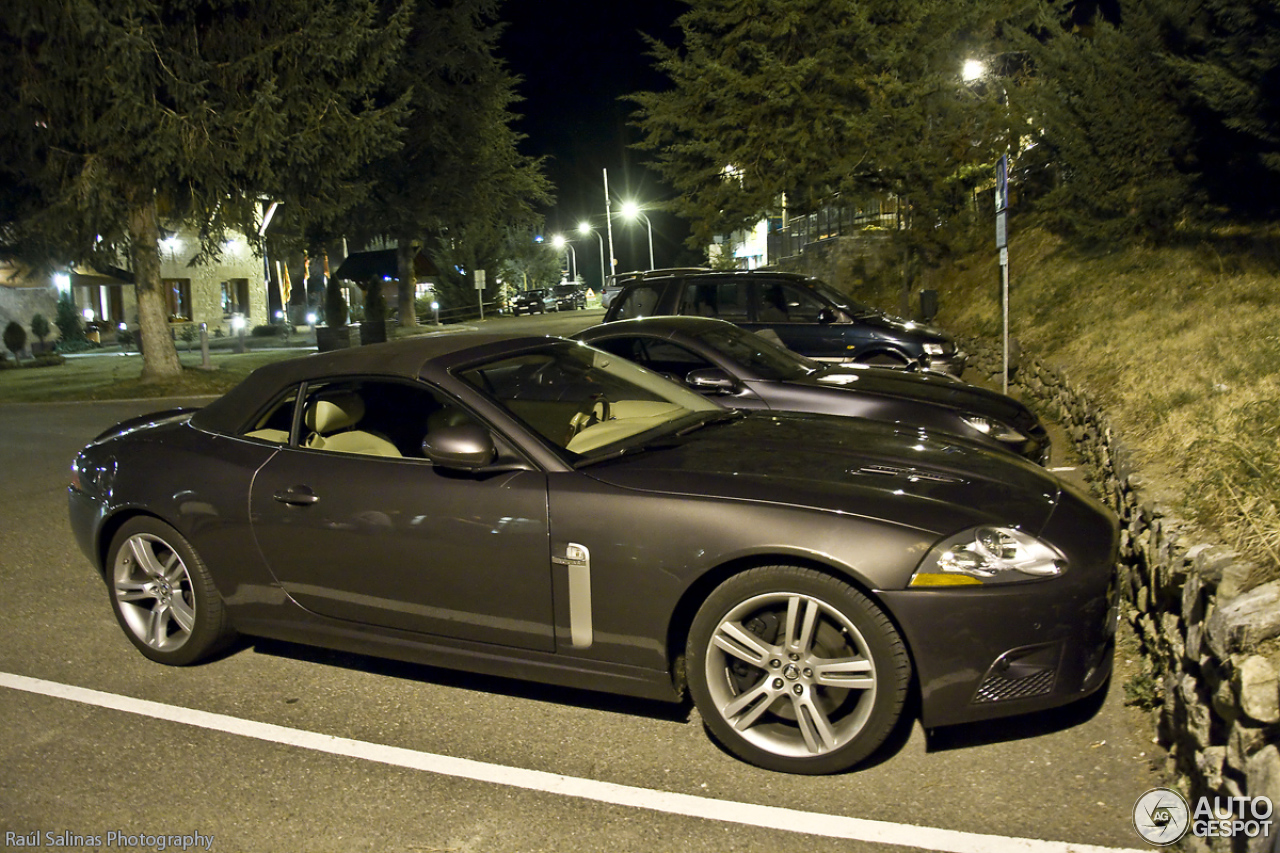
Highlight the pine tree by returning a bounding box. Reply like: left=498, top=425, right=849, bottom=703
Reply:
left=1, top=0, right=410, bottom=380
left=632, top=0, right=1015, bottom=249
left=1166, top=0, right=1280, bottom=215
left=1018, top=0, right=1198, bottom=240
left=336, top=0, right=552, bottom=327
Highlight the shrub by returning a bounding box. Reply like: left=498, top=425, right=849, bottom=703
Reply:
left=364, top=282, right=387, bottom=322
left=56, top=337, right=96, bottom=354
left=30, top=313, right=50, bottom=344
left=324, top=278, right=348, bottom=327
left=4, top=320, right=27, bottom=359
left=251, top=324, right=285, bottom=338
left=54, top=292, right=84, bottom=342
left=29, top=353, right=65, bottom=368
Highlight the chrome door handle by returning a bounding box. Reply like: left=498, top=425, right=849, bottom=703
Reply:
left=273, top=486, right=318, bottom=506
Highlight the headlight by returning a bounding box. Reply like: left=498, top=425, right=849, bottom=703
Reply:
left=909, top=526, right=1067, bottom=587
left=960, top=414, right=1027, bottom=444
left=922, top=343, right=945, bottom=356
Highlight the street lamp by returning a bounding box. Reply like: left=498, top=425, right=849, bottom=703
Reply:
left=619, top=201, right=654, bottom=271
left=550, top=234, right=576, bottom=282
left=577, top=222, right=606, bottom=292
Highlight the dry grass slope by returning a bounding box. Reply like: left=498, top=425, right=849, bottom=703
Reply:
left=931, top=226, right=1280, bottom=587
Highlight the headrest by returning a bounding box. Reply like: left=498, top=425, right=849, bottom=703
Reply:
left=306, top=392, right=365, bottom=434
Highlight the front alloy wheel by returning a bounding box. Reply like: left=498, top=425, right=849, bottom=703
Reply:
left=106, top=518, right=234, bottom=665
left=688, top=566, right=910, bottom=774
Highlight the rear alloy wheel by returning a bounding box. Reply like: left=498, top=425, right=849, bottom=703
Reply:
left=106, top=518, right=234, bottom=665
left=688, top=566, right=910, bottom=774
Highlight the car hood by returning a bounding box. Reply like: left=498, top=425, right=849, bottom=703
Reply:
left=800, top=367, right=1033, bottom=425
left=852, top=310, right=949, bottom=341
left=581, top=412, right=1060, bottom=537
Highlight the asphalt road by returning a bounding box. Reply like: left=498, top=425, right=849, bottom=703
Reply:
left=0, top=315, right=1164, bottom=853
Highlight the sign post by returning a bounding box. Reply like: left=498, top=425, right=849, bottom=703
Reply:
left=475, top=269, right=486, bottom=320
left=996, top=155, right=1010, bottom=395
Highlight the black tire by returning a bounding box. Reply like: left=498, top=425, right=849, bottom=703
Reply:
left=105, top=517, right=235, bottom=665
left=687, top=566, right=910, bottom=774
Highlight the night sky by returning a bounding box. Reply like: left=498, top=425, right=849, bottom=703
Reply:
left=499, top=1, right=697, bottom=286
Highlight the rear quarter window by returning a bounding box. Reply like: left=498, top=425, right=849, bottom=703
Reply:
left=679, top=280, right=751, bottom=322
left=611, top=284, right=665, bottom=320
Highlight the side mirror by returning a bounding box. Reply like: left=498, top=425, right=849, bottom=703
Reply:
left=422, top=423, right=496, bottom=470
left=818, top=306, right=840, bottom=325
left=685, top=368, right=740, bottom=394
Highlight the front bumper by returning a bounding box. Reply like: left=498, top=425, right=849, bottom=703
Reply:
left=925, top=349, right=968, bottom=377
left=880, top=577, right=1116, bottom=727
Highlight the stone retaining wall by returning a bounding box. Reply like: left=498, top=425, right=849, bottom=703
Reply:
left=966, top=345, right=1280, bottom=852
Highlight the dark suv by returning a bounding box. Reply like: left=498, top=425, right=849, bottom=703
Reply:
left=552, top=283, right=587, bottom=311
left=602, top=269, right=967, bottom=375
left=510, top=288, right=555, bottom=315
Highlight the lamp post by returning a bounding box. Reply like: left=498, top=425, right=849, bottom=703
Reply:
left=550, top=234, right=576, bottom=282
left=619, top=201, right=655, bottom=270
left=577, top=222, right=606, bottom=292
left=963, top=55, right=1011, bottom=394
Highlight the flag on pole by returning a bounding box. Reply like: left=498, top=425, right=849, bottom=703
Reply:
left=278, top=261, right=291, bottom=306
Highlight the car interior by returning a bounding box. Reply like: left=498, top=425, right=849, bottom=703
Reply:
left=242, top=380, right=474, bottom=460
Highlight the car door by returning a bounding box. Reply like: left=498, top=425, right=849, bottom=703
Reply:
left=742, top=280, right=855, bottom=361
left=248, top=378, right=555, bottom=652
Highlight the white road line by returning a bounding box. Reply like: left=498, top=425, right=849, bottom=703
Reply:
left=1, top=672, right=1146, bottom=853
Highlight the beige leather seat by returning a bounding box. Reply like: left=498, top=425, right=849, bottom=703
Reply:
left=304, top=392, right=401, bottom=457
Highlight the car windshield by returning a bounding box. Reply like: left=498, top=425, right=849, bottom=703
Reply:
left=698, top=325, right=818, bottom=381
left=457, top=341, right=722, bottom=460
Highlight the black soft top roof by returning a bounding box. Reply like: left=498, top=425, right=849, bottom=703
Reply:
left=190, top=332, right=555, bottom=434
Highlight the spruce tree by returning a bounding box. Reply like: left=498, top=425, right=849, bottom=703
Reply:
left=1, top=0, right=410, bottom=380
left=1018, top=0, right=1197, bottom=240
left=337, top=0, right=552, bottom=327
left=632, top=0, right=1014, bottom=249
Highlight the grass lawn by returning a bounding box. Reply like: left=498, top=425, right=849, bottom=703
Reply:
left=0, top=348, right=309, bottom=403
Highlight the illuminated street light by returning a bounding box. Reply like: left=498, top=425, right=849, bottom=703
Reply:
left=962, top=58, right=985, bottom=83
left=619, top=201, right=654, bottom=271
left=550, top=234, right=576, bottom=282
left=577, top=222, right=606, bottom=292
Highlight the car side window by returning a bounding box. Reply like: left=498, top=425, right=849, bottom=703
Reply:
left=297, top=379, right=463, bottom=459
left=756, top=282, right=827, bottom=323
left=679, top=281, right=750, bottom=322
left=611, top=284, right=664, bottom=320
left=241, top=388, right=299, bottom=444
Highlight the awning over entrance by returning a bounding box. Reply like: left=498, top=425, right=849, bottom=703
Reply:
left=334, top=249, right=439, bottom=282
left=71, top=265, right=135, bottom=287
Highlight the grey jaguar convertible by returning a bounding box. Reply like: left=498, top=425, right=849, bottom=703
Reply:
left=69, top=333, right=1118, bottom=774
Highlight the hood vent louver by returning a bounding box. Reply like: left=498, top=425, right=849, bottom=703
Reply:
left=852, top=464, right=966, bottom=484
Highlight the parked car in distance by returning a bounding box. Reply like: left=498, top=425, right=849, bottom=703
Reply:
left=603, top=268, right=967, bottom=375
left=69, top=333, right=1117, bottom=775
left=552, top=282, right=587, bottom=311
left=576, top=316, right=1050, bottom=464
left=510, top=288, right=556, bottom=315
left=601, top=282, right=623, bottom=310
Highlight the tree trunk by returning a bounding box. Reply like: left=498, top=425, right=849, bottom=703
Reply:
left=127, top=189, right=183, bottom=381
left=396, top=241, right=418, bottom=327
